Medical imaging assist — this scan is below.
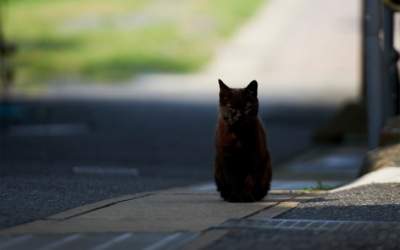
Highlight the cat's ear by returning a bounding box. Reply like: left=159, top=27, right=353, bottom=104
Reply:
left=219, top=79, right=231, bottom=103
left=246, top=80, right=258, bottom=96
left=218, top=79, right=230, bottom=93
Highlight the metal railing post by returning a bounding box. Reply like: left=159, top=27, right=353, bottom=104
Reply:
left=383, top=5, right=400, bottom=119
left=364, top=0, right=384, bottom=149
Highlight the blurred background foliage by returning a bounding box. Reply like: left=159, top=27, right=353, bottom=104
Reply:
left=3, top=0, right=264, bottom=91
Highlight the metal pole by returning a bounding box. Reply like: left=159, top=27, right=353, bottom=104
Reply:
left=364, top=0, right=384, bottom=149
left=383, top=5, right=399, bottom=118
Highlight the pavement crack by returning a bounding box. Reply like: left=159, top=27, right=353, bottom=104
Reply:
left=241, top=202, right=280, bottom=219
left=46, top=193, right=154, bottom=221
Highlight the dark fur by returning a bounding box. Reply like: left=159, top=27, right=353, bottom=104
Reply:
left=214, top=79, right=272, bottom=202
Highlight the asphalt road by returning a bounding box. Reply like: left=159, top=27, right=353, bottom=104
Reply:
left=0, top=99, right=335, bottom=229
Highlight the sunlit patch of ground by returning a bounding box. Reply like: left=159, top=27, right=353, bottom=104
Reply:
left=3, top=0, right=265, bottom=91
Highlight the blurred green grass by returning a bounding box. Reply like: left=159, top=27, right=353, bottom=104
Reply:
left=4, top=0, right=265, bottom=89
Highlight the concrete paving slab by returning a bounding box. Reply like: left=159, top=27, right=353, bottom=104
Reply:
left=1, top=193, right=277, bottom=235
left=250, top=202, right=299, bottom=220
left=47, top=193, right=153, bottom=220
left=262, top=194, right=295, bottom=202
left=268, top=190, right=327, bottom=196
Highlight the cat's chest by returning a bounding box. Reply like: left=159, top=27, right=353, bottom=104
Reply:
left=220, top=132, right=257, bottom=153
left=217, top=119, right=257, bottom=151
left=222, top=133, right=242, bottom=149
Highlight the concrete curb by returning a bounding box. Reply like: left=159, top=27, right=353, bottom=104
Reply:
left=332, top=166, right=400, bottom=192
left=332, top=143, right=400, bottom=192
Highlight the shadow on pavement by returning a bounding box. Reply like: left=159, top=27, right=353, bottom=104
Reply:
left=0, top=98, right=336, bottom=177
left=0, top=98, right=337, bottom=230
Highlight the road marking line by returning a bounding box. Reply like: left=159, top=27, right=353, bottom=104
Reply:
left=290, top=220, right=301, bottom=228
left=275, top=219, right=286, bottom=227
left=142, top=233, right=182, bottom=250
left=39, top=234, right=82, bottom=250
left=0, top=235, right=32, bottom=249
left=8, top=124, right=88, bottom=136
left=184, top=230, right=227, bottom=250
left=73, top=166, right=139, bottom=176
left=191, top=183, right=215, bottom=192
left=92, top=233, right=132, bottom=250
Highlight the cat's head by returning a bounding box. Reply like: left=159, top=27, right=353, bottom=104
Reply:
left=218, top=79, right=259, bottom=126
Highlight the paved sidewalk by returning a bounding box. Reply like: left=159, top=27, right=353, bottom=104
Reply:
left=0, top=148, right=376, bottom=249
left=3, top=181, right=400, bottom=250
left=0, top=186, right=323, bottom=249
left=0, top=144, right=378, bottom=250
left=2, top=144, right=400, bottom=249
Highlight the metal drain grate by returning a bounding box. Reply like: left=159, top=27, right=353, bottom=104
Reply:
left=215, top=218, right=400, bottom=232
